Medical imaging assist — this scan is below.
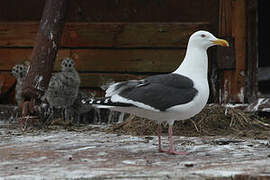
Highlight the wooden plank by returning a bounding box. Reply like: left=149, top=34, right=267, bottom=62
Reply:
left=231, top=0, right=246, bottom=103
left=0, top=71, right=144, bottom=94
left=218, top=0, right=233, bottom=104
left=69, top=49, right=184, bottom=73
left=0, top=0, right=219, bottom=23
left=0, top=22, right=209, bottom=48
left=68, top=0, right=219, bottom=23
left=0, top=48, right=184, bottom=73
left=219, top=0, right=232, bottom=36
left=0, top=73, right=15, bottom=92
left=246, top=0, right=258, bottom=102
left=62, top=22, right=209, bottom=48
left=0, top=49, right=70, bottom=71
left=0, top=73, right=16, bottom=104
left=219, top=0, right=246, bottom=103
left=79, top=73, right=146, bottom=88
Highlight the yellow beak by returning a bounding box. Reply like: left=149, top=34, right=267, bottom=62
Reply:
left=212, top=39, right=229, bottom=47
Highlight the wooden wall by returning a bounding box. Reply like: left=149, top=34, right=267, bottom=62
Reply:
left=218, top=0, right=247, bottom=103
left=0, top=0, right=219, bottom=103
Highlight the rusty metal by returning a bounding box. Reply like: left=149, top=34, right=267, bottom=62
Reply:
left=22, top=0, right=69, bottom=100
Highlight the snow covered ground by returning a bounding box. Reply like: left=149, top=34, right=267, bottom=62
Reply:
left=1, top=124, right=270, bottom=179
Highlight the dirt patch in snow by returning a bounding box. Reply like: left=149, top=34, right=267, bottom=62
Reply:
left=107, top=104, right=270, bottom=139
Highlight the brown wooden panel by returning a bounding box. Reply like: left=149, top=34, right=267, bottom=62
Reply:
left=0, top=22, right=209, bottom=48
left=0, top=48, right=184, bottom=73
left=69, top=49, right=184, bottom=73
left=0, top=49, right=70, bottom=71
left=79, top=73, right=146, bottom=88
left=231, top=0, right=246, bottom=102
left=63, top=22, right=209, bottom=48
left=0, top=71, right=145, bottom=91
left=0, top=72, right=15, bottom=91
left=0, top=72, right=16, bottom=103
left=0, top=0, right=218, bottom=24
left=66, top=0, right=219, bottom=23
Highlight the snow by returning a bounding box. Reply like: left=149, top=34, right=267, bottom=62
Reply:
left=1, top=125, right=270, bottom=179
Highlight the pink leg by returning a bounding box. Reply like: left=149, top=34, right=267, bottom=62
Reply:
left=157, top=124, right=166, bottom=153
left=167, top=126, right=189, bottom=155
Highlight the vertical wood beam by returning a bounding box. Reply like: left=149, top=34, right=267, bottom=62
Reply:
left=219, top=0, right=232, bottom=36
left=246, top=0, right=258, bottom=102
left=218, top=0, right=233, bottom=104
left=231, top=0, right=246, bottom=103
left=22, top=0, right=69, bottom=100
left=218, top=0, right=246, bottom=103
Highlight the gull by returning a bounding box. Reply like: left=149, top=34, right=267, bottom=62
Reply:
left=84, top=30, right=229, bottom=154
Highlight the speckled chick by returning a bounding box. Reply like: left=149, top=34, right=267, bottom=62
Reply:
left=45, top=58, right=80, bottom=120
left=11, top=64, right=28, bottom=105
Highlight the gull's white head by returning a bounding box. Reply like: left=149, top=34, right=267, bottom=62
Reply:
left=188, top=30, right=229, bottom=50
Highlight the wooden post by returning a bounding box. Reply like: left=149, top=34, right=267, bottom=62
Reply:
left=218, top=0, right=246, bottom=104
left=246, top=0, right=258, bottom=102
left=22, top=0, right=69, bottom=101
left=219, top=0, right=232, bottom=36
left=218, top=0, right=233, bottom=104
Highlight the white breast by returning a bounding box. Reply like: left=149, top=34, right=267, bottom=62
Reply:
left=167, top=78, right=209, bottom=120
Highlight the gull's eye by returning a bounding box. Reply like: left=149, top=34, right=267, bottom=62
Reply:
left=201, top=34, right=206, bottom=38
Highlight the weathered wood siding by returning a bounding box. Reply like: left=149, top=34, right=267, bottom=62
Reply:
left=0, top=0, right=219, bottom=101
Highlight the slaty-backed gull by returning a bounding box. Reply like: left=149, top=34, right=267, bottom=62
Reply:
left=84, top=30, right=229, bottom=155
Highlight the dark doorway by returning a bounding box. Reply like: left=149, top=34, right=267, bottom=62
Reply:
left=258, top=0, right=270, bottom=96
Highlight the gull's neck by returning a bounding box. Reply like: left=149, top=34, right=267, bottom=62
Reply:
left=173, top=44, right=208, bottom=80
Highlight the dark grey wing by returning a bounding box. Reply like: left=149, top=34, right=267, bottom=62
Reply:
left=145, top=73, right=194, bottom=89
left=105, top=79, right=149, bottom=97
left=118, top=73, right=198, bottom=111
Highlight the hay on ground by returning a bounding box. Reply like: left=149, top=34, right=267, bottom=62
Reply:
left=106, top=104, right=270, bottom=139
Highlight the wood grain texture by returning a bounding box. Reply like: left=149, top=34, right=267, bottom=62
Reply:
left=0, top=71, right=146, bottom=91
left=219, top=0, right=247, bottom=103
left=69, top=49, right=184, bottom=73
left=0, top=49, right=70, bottom=71
left=22, top=0, right=69, bottom=99
left=231, top=0, right=246, bottom=102
left=0, top=72, right=15, bottom=92
left=79, top=73, right=146, bottom=88
left=0, top=48, right=184, bottom=73
left=0, top=72, right=16, bottom=103
left=0, top=0, right=219, bottom=24
left=0, top=22, right=209, bottom=48
left=246, top=0, right=258, bottom=101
